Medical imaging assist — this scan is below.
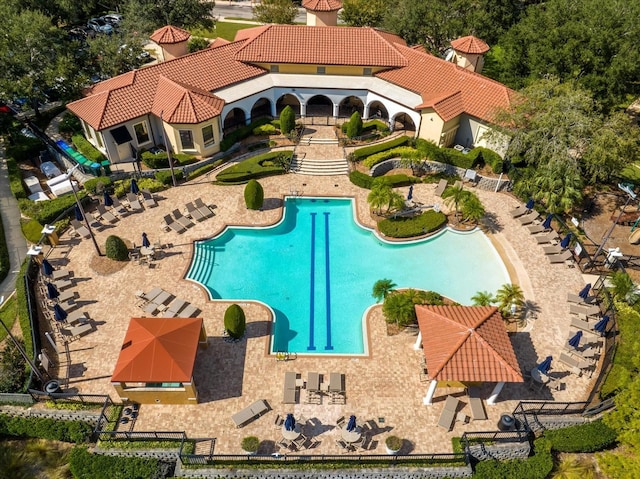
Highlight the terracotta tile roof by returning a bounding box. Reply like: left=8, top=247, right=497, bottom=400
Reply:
left=151, top=76, right=225, bottom=123
left=424, top=91, right=465, bottom=122
left=302, top=0, right=342, bottom=11
left=416, top=305, right=523, bottom=383
left=66, top=41, right=266, bottom=130
left=111, top=318, right=203, bottom=383
left=150, top=25, right=191, bottom=44
left=235, top=25, right=407, bottom=67
left=451, top=35, right=490, bottom=55
left=377, top=44, right=514, bottom=123
left=209, top=37, right=230, bottom=48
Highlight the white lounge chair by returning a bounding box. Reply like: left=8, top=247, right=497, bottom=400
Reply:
left=535, top=232, right=559, bottom=244
left=127, top=193, right=143, bottom=211
left=518, top=211, right=540, bottom=225
left=194, top=198, right=215, bottom=218
left=543, top=244, right=563, bottom=255
left=434, top=179, right=448, bottom=197
left=141, top=189, right=157, bottom=208
left=548, top=250, right=573, bottom=264
left=70, top=220, right=90, bottom=239
left=186, top=202, right=206, bottom=222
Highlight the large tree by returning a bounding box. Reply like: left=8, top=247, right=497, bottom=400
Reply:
left=122, top=0, right=215, bottom=32
left=253, top=0, right=297, bottom=25
left=86, top=30, right=149, bottom=79
left=340, top=0, right=387, bottom=28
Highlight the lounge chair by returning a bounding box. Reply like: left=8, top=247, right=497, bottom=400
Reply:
left=111, top=196, right=129, bottom=216
left=559, top=352, right=592, bottom=376
left=527, top=223, right=549, bottom=234
left=186, top=202, right=206, bottom=222
left=434, top=179, right=448, bottom=197
left=535, top=232, right=559, bottom=244
left=70, top=220, right=91, bottom=239
left=96, top=204, right=118, bottom=224
left=469, top=397, right=487, bottom=421
left=510, top=205, right=527, bottom=218
left=127, top=192, right=143, bottom=211
left=139, top=287, right=163, bottom=303
left=567, top=293, right=594, bottom=304
left=570, top=316, right=600, bottom=333
left=163, top=214, right=186, bottom=234
left=548, top=250, right=573, bottom=264
left=569, top=303, right=600, bottom=317
left=56, top=289, right=77, bottom=303
left=60, top=322, right=93, bottom=342
left=165, top=298, right=187, bottom=316
left=51, top=269, right=70, bottom=281
left=231, top=399, right=268, bottom=427
left=518, top=211, right=540, bottom=225
left=67, top=311, right=88, bottom=325
left=172, top=209, right=194, bottom=229
left=141, top=189, right=157, bottom=208
left=437, top=395, right=460, bottom=431
left=543, top=244, right=563, bottom=255
left=180, top=303, right=200, bottom=317
left=194, top=198, right=215, bottom=218
left=54, top=278, right=73, bottom=291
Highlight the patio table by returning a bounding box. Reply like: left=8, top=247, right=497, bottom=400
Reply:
left=341, top=426, right=361, bottom=443
left=530, top=367, right=550, bottom=384
left=282, top=424, right=301, bottom=440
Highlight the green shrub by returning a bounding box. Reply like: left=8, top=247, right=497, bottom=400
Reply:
left=187, top=163, right=217, bottom=180
left=15, top=260, right=32, bottom=382
left=363, top=146, right=419, bottom=168
left=220, top=118, right=272, bottom=151
left=253, top=124, right=278, bottom=136
left=378, top=210, right=447, bottom=238
left=141, top=151, right=197, bottom=169
left=188, top=37, right=210, bottom=53
left=346, top=111, right=363, bottom=138
left=363, top=119, right=389, bottom=133
left=83, top=177, right=112, bottom=195
left=20, top=219, right=43, bottom=244
left=154, top=170, right=184, bottom=186
left=0, top=340, right=28, bottom=392
left=5, top=156, right=28, bottom=199
left=224, top=304, right=246, bottom=339
left=474, top=147, right=504, bottom=173
left=279, top=105, right=295, bottom=135
left=18, top=192, right=87, bottom=225
left=69, top=447, right=160, bottom=478
left=58, top=112, right=82, bottom=136
left=5, top=137, right=42, bottom=162
left=349, top=171, right=419, bottom=189
left=414, top=139, right=483, bottom=170
left=0, top=212, right=9, bottom=284
left=241, top=436, right=260, bottom=453
left=352, top=136, right=410, bottom=161
left=105, top=235, right=129, bottom=261
left=474, top=437, right=553, bottom=479
left=0, top=414, right=93, bottom=443
left=244, top=179, right=264, bottom=210
left=545, top=420, right=617, bottom=453
left=216, top=151, right=291, bottom=183
left=71, top=134, right=107, bottom=163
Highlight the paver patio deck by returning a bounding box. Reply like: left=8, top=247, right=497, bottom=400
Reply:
left=37, top=169, right=597, bottom=455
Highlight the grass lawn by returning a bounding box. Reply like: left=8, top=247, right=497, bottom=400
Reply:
left=0, top=296, right=18, bottom=343
left=191, top=21, right=257, bottom=42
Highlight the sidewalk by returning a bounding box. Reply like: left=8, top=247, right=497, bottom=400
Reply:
left=0, top=145, right=28, bottom=299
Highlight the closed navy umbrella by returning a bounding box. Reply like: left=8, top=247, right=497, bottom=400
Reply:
left=42, top=259, right=54, bottom=276
left=346, top=415, right=357, bottom=432
left=525, top=198, right=534, bottom=210
left=46, top=282, right=59, bottom=300
left=407, top=185, right=413, bottom=201
left=53, top=303, right=67, bottom=322
left=536, top=356, right=552, bottom=374
left=284, top=413, right=295, bottom=431
left=142, top=232, right=150, bottom=248
left=74, top=204, right=83, bottom=221
left=578, top=283, right=592, bottom=300
left=130, top=178, right=139, bottom=195
left=103, top=191, right=114, bottom=207
left=560, top=233, right=572, bottom=249
left=542, top=214, right=553, bottom=230
left=568, top=331, right=582, bottom=349
left=594, top=315, right=610, bottom=335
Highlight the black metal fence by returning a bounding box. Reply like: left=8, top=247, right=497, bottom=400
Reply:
left=461, top=429, right=530, bottom=450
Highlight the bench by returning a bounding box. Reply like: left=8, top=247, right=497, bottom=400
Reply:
left=231, top=399, right=269, bottom=427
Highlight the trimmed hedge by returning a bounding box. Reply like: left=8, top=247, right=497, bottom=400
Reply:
left=5, top=137, right=42, bottom=163
left=6, top=155, right=28, bottom=199
left=69, top=447, right=161, bottom=479
left=155, top=170, right=184, bottom=186
left=220, top=117, right=272, bottom=151
left=0, top=210, right=9, bottom=284
left=363, top=146, right=419, bottom=169
left=141, top=151, right=197, bottom=169
left=349, top=171, right=420, bottom=189
left=18, top=192, right=87, bottom=226
left=253, top=124, right=278, bottom=136
left=545, top=420, right=617, bottom=453
left=415, top=139, right=501, bottom=171
left=84, top=177, right=112, bottom=195
left=0, top=413, right=93, bottom=443
left=474, top=437, right=553, bottom=479
left=363, top=119, right=390, bottom=133
left=224, top=304, right=246, bottom=339
left=71, top=134, right=107, bottom=163
left=216, top=151, right=291, bottom=183
left=20, top=219, right=43, bottom=244
left=15, top=260, right=32, bottom=385
left=378, top=210, right=447, bottom=238
left=244, top=179, right=264, bottom=210
left=352, top=136, right=410, bottom=161
left=474, top=146, right=504, bottom=174
left=105, top=235, right=129, bottom=261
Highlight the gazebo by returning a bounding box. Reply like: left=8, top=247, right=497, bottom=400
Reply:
left=413, top=305, right=523, bottom=405
left=111, top=317, right=207, bottom=404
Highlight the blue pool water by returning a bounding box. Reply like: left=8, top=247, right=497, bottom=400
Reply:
left=186, top=197, right=509, bottom=355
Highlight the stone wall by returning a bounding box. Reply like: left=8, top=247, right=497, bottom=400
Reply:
left=467, top=441, right=531, bottom=461
left=93, top=446, right=180, bottom=462
left=0, top=405, right=100, bottom=426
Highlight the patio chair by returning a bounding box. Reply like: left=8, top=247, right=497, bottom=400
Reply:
left=518, top=211, right=540, bottom=225
left=67, top=311, right=89, bottom=326
left=165, top=298, right=187, bottom=316
left=548, top=250, right=573, bottom=264
left=172, top=209, right=194, bottom=229
left=570, top=316, right=599, bottom=333
left=96, top=204, right=118, bottom=224
left=70, top=220, right=91, bottom=239
left=434, top=179, right=448, bottom=197
left=55, top=289, right=77, bottom=304
left=335, top=439, right=352, bottom=452
left=194, top=198, right=215, bottom=218
left=51, top=269, right=70, bottom=281
left=274, top=414, right=284, bottom=428
left=141, top=189, right=157, bottom=208
left=54, top=278, right=73, bottom=291
left=293, top=435, right=307, bottom=450
left=126, top=192, right=143, bottom=211
left=559, top=352, right=590, bottom=376
left=60, top=322, right=93, bottom=342
left=162, top=214, right=186, bottom=234
left=336, top=416, right=346, bottom=428
left=469, top=397, right=487, bottom=421
left=569, top=303, right=600, bottom=317
left=186, top=202, right=206, bottom=222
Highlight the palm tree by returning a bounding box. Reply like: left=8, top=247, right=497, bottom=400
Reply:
left=460, top=193, right=485, bottom=224
left=442, top=184, right=469, bottom=219
left=471, top=291, right=495, bottom=306
left=372, top=279, right=397, bottom=302
left=387, top=190, right=406, bottom=214
left=382, top=291, right=417, bottom=327
left=609, top=271, right=635, bottom=302
left=551, top=456, right=595, bottom=479
left=495, top=283, right=524, bottom=315
left=367, top=184, right=391, bottom=215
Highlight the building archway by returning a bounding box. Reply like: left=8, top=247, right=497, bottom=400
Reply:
left=338, top=96, right=364, bottom=118
left=276, top=94, right=301, bottom=115
left=223, top=108, right=247, bottom=133
left=368, top=101, right=389, bottom=120
left=251, top=98, right=272, bottom=121
left=306, top=95, right=333, bottom=116
left=392, top=112, right=416, bottom=132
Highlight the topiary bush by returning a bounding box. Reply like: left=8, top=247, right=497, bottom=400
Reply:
left=105, top=235, right=129, bottom=261
left=545, top=420, right=617, bottom=453
left=241, top=436, right=260, bottom=453
left=279, top=105, right=295, bottom=135
left=84, top=177, right=112, bottom=195
left=346, top=111, right=363, bottom=138
left=224, top=304, right=246, bottom=339
left=216, top=151, right=291, bottom=183
left=352, top=136, right=410, bottom=161
left=378, top=210, right=447, bottom=238
left=154, top=170, right=184, bottom=186
left=244, top=179, right=264, bottom=210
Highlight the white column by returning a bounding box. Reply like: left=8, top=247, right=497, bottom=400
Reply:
left=363, top=104, right=370, bottom=119
left=300, top=103, right=306, bottom=117
left=332, top=103, right=339, bottom=118
left=487, top=381, right=505, bottom=405
left=423, top=380, right=438, bottom=405
left=270, top=100, right=277, bottom=117
left=413, top=331, right=422, bottom=350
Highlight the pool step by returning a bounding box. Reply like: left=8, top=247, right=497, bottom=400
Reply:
left=291, top=157, right=349, bottom=176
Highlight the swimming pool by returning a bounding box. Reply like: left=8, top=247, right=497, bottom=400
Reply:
left=186, top=197, right=509, bottom=355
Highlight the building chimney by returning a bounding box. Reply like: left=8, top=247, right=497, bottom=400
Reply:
left=450, top=36, right=490, bottom=74
left=150, top=25, right=191, bottom=62
left=302, top=0, right=342, bottom=27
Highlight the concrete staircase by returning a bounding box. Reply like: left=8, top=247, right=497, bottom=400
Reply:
left=291, top=128, right=348, bottom=175
left=290, top=154, right=349, bottom=176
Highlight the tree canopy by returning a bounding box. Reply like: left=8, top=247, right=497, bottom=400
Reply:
left=339, top=0, right=387, bottom=28
left=253, top=0, right=297, bottom=25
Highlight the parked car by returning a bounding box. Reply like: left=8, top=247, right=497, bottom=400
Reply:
left=87, top=18, right=113, bottom=34
left=102, top=13, right=123, bottom=26
left=68, top=26, right=96, bottom=42
left=40, top=161, right=62, bottom=179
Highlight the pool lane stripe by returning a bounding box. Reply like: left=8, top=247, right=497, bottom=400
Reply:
left=324, top=212, right=333, bottom=350
left=308, top=213, right=316, bottom=351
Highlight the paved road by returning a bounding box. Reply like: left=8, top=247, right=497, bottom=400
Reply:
left=0, top=148, right=28, bottom=300
left=213, top=2, right=307, bottom=23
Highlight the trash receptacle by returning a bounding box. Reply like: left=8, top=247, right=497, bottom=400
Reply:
left=498, top=414, right=516, bottom=431
left=89, top=162, right=101, bottom=176
left=44, top=379, right=62, bottom=394
left=101, top=160, right=111, bottom=175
